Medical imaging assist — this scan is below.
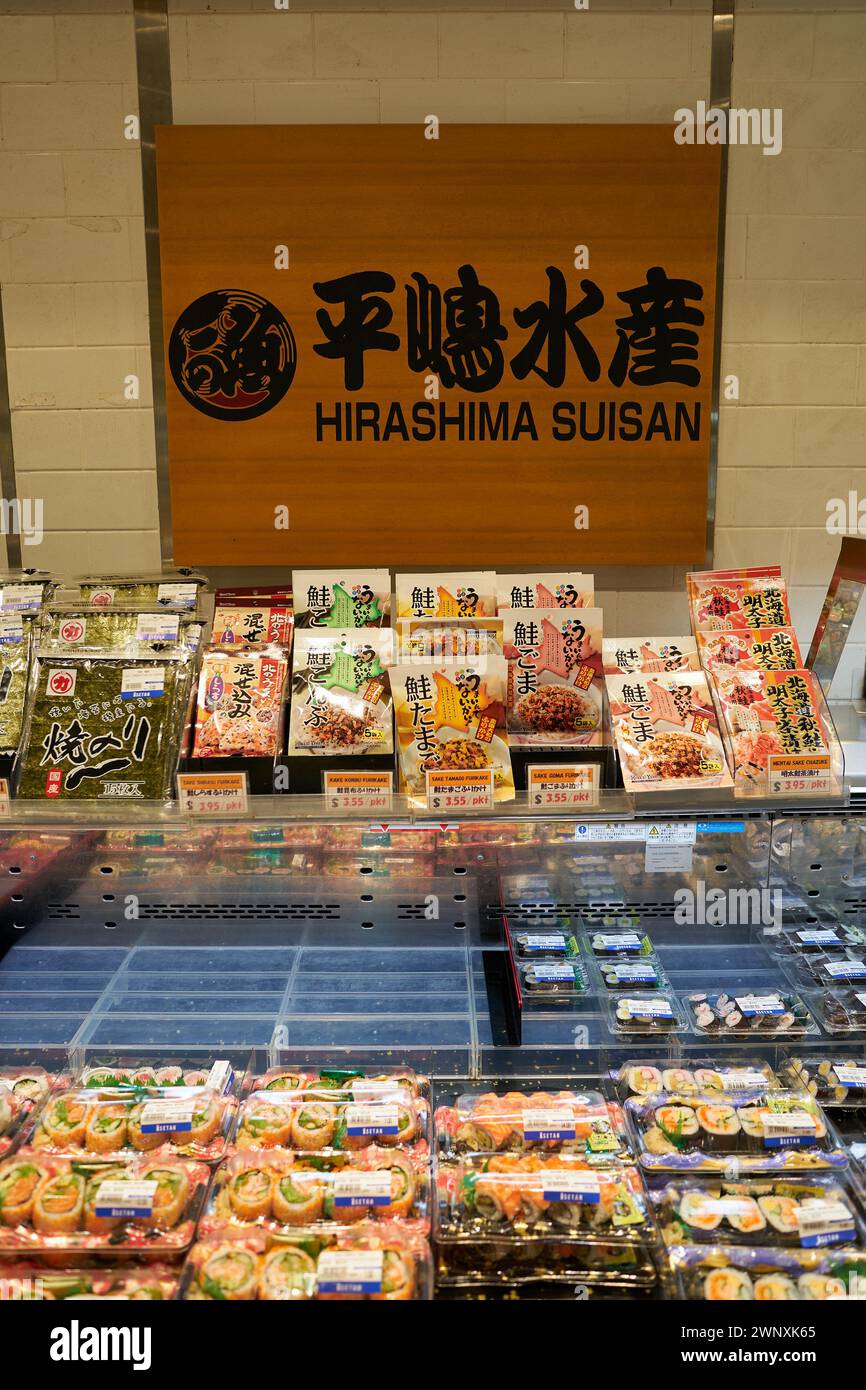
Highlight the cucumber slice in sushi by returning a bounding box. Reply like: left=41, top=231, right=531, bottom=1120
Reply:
left=703, top=1268, right=753, bottom=1300
left=198, top=1244, right=258, bottom=1300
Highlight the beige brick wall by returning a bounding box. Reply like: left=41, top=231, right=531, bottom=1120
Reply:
left=2, top=0, right=865, bottom=693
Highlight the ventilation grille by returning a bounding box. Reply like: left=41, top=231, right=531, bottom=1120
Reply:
left=490, top=900, right=679, bottom=924
left=46, top=901, right=342, bottom=922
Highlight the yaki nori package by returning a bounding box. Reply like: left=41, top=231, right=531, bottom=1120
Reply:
left=15, top=647, right=192, bottom=800
left=41, top=605, right=202, bottom=654
left=0, top=614, right=33, bottom=755
left=667, top=1243, right=866, bottom=1300
left=287, top=629, right=394, bottom=756
left=75, top=571, right=207, bottom=611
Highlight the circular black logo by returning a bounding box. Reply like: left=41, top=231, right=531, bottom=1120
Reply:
left=168, top=289, right=296, bottom=422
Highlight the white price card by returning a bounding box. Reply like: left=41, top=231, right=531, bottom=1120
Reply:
left=522, top=1107, right=576, bottom=1142
left=834, top=1065, right=866, bottom=1087
left=797, top=1199, right=855, bottom=1247
left=823, top=960, right=866, bottom=980
left=768, top=753, right=832, bottom=796
left=206, top=1060, right=234, bottom=1095
left=527, top=764, right=599, bottom=810
left=177, top=771, right=249, bottom=817
left=620, top=997, right=673, bottom=1018
left=541, top=1172, right=601, bottom=1204
left=139, top=1101, right=194, bottom=1134
left=344, top=1103, right=399, bottom=1137
left=521, top=934, right=568, bottom=953
left=796, top=929, right=840, bottom=945
left=529, top=963, right=576, bottom=983
left=735, top=994, right=784, bottom=1017
left=156, top=582, right=199, bottom=610
left=316, top=1250, right=383, bottom=1295
left=426, top=767, right=494, bottom=812
left=762, top=1109, right=817, bottom=1147
left=719, top=1070, right=768, bottom=1090
left=594, top=932, right=643, bottom=952
left=135, top=612, right=180, bottom=644
left=322, top=770, right=393, bottom=813
left=93, top=1180, right=157, bottom=1219
left=333, top=1172, right=392, bottom=1208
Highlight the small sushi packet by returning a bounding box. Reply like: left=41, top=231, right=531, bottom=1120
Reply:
left=687, top=569, right=791, bottom=633
left=697, top=626, right=802, bottom=674
left=192, top=644, right=289, bottom=759
left=603, top=636, right=700, bottom=676
left=687, top=989, right=817, bottom=1038
left=0, top=1264, right=181, bottom=1301
left=287, top=628, right=394, bottom=757
left=396, top=572, right=497, bottom=620
left=495, top=573, right=594, bottom=612
left=77, top=1059, right=240, bottom=1095
left=211, top=586, right=293, bottom=651
left=606, top=670, right=733, bottom=792
left=612, top=1059, right=782, bottom=1103
left=503, top=608, right=607, bottom=748
left=293, top=569, right=391, bottom=628
left=710, top=667, right=838, bottom=793
left=783, top=1057, right=866, bottom=1108
left=251, top=1065, right=429, bottom=1101
left=607, top=993, right=688, bottom=1036
left=518, top=957, right=590, bottom=1004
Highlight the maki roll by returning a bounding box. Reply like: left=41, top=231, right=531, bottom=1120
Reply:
left=754, top=1273, right=798, bottom=1300
left=39, top=1096, right=88, bottom=1149
left=679, top=1191, right=724, bottom=1233
left=370, top=1246, right=416, bottom=1301
left=289, top=1102, right=337, bottom=1152
left=375, top=1104, right=418, bottom=1150
left=183, top=1070, right=210, bottom=1089
left=182, top=1093, right=221, bottom=1149
left=798, top=1273, right=847, bottom=1300
left=0, top=1158, right=46, bottom=1227
left=694, top=1069, right=724, bottom=1092
left=10, top=1072, right=49, bottom=1102
left=238, top=1100, right=293, bottom=1148
left=758, top=1195, right=800, bottom=1236
left=226, top=1166, right=273, bottom=1222
left=703, top=1267, right=753, bottom=1300
left=84, top=1166, right=128, bottom=1234
left=259, top=1246, right=316, bottom=1301
left=378, top=1156, right=417, bottom=1219
left=272, top=1172, right=325, bottom=1225
left=656, top=1105, right=700, bottom=1145
left=263, top=1071, right=305, bottom=1093
left=727, top=1197, right=766, bottom=1236
left=85, top=1104, right=128, bottom=1154
left=662, top=1068, right=697, bottom=1094
left=197, top=1243, right=258, bottom=1301
left=139, top=1164, right=189, bottom=1229
left=32, top=1170, right=85, bottom=1234
left=154, top=1067, right=184, bottom=1087
left=624, top=1065, right=662, bottom=1097
left=696, top=1103, right=741, bottom=1148
left=126, top=1103, right=164, bottom=1153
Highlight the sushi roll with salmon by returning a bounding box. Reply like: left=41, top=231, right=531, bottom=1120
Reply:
left=84, top=1166, right=128, bottom=1234
left=181, top=1092, right=221, bottom=1149
left=84, top=1104, right=128, bottom=1154
left=656, top=1105, right=700, bottom=1145
left=154, top=1067, right=185, bottom=1087
left=758, top=1195, right=800, bottom=1236
left=259, top=1246, right=316, bottom=1301
left=798, top=1273, right=847, bottom=1299
left=139, top=1164, right=190, bottom=1229
left=378, top=1156, right=417, bottom=1219
left=32, top=1170, right=85, bottom=1234
left=197, top=1242, right=258, bottom=1300
left=38, top=1096, right=89, bottom=1149
left=371, top=1104, right=418, bottom=1150
left=695, top=1103, right=741, bottom=1149
left=263, top=1071, right=305, bottom=1093
left=704, top=1267, right=753, bottom=1300
left=369, top=1245, right=416, bottom=1301
left=727, top=1197, right=766, bottom=1236
left=678, top=1191, right=723, bottom=1233
left=226, top=1165, right=273, bottom=1222
left=272, top=1171, right=325, bottom=1225
left=0, top=1158, right=46, bottom=1227
left=126, top=1102, right=164, bottom=1153
left=237, top=1099, right=293, bottom=1148
left=289, top=1102, right=337, bottom=1152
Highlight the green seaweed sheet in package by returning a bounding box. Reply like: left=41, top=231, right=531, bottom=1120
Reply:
left=75, top=572, right=207, bottom=612
left=16, top=648, right=192, bottom=801
left=42, top=606, right=203, bottom=655
left=0, top=615, right=33, bottom=754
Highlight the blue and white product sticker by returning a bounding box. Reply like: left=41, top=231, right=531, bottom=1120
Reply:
left=522, top=933, right=567, bottom=953
left=121, top=667, right=164, bottom=700
left=333, top=1171, right=392, bottom=1209
left=93, top=1179, right=157, bottom=1220
left=823, top=959, right=866, bottom=981
left=594, top=932, right=643, bottom=953
left=140, top=1101, right=193, bottom=1134
left=762, top=1109, right=817, bottom=1148
left=833, top=1064, right=866, bottom=1088
left=316, top=1249, right=383, bottom=1295
left=735, top=994, right=784, bottom=1017
left=621, top=997, right=673, bottom=1018
left=345, top=1103, right=399, bottom=1137
left=157, top=582, right=198, bottom=610
left=206, top=1060, right=234, bottom=1096
left=522, top=1106, right=576, bottom=1142
left=796, top=929, right=840, bottom=946
left=135, top=612, right=180, bottom=644
left=0, top=584, right=43, bottom=613
left=530, top=963, right=576, bottom=984
left=0, top=615, right=24, bottom=643
left=719, top=1069, right=769, bottom=1090
left=797, top=1199, right=855, bottom=1248
left=696, top=822, right=745, bottom=834
left=606, top=962, right=658, bottom=984
left=541, top=1172, right=601, bottom=1204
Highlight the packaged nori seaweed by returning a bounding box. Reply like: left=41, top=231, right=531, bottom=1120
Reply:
left=0, top=571, right=58, bottom=615
left=74, top=571, right=207, bottom=611
left=41, top=605, right=203, bottom=655
left=0, top=615, right=34, bottom=755
left=15, top=648, right=193, bottom=801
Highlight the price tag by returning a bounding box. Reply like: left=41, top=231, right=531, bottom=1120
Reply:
left=121, top=667, right=164, bottom=699
left=177, top=772, right=249, bottom=817
left=619, top=997, right=673, bottom=1018
left=762, top=1109, right=816, bottom=1147
left=593, top=932, right=643, bottom=953
left=797, top=1199, right=855, bottom=1248
left=527, top=764, right=599, bottom=810
left=0, top=778, right=10, bottom=819
left=1, top=584, right=43, bottom=613
left=332, top=1172, right=392, bottom=1208
left=604, top=962, right=659, bottom=985
left=541, top=1172, right=601, bottom=1204
left=522, top=1107, right=576, bottom=1142
left=834, top=1064, right=866, bottom=1087
left=322, top=770, right=393, bottom=813
left=521, top=934, right=568, bottom=953
left=735, top=994, right=784, bottom=1017
left=823, top=959, right=866, bottom=980
left=796, top=929, right=840, bottom=945
left=93, top=1180, right=157, bottom=1219
left=768, top=753, right=832, bottom=796
left=316, top=1250, right=383, bottom=1295
left=139, top=1101, right=194, bottom=1134
left=426, top=767, right=494, bottom=811
left=156, top=581, right=199, bottom=610
left=719, top=1070, right=768, bottom=1090
left=348, top=1080, right=405, bottom=1103
left=344, top=1103, right=399, bottom=1137
left=135, top=613, right=180, bottom=644
left=529, top=963, right=576, bottom=983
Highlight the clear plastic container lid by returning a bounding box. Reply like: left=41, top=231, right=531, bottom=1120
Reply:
left=250, top=1065, right=428, bottom=1100
left=77, top=1058, right=240, bottom=1095
left=806, top=988, right=866, bottom=1034
left=180, top=1223, right=433, bottom=1301
left=434, top=1157, right=654, bottom=1245
left=628, top=1089, right=847, bottom=1174
left=654, top=1174, right=864, bottom=1250
left=201, top=1147, right=430, bottom=1237
left=687, top=990, right=817, bottom=1038
left=667, top=1242, right=866, bottom=1300
left=759, top=921, right=866, bottom=956
left=597, top=956, right=667, bottom=991
left=613, top=1059, right=783, bottom=1102
left=587, top=929, right=654, bottom=958
left=782, top=951, right=866, bottom=990
left=518, top=958, right=590, bottom=1002
left=0, top=1151, right=209, bottom=1258
left=234, top=1090, right=431, bottom=1157
left=783, top=1056, right=866, bottom=1107
left=436, top=1089, right=632, bottom=1163
left=0, top=1263, right=180, bottom=1300
left=607, top=992, right=688, bottom=1036
left=26, top=1085, right=236, bottom=1165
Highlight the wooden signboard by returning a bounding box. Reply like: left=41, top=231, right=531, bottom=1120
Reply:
left=156, top=125, right=720, bottom=567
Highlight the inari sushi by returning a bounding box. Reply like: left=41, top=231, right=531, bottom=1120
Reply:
left=85, top=1104, right=128, bottom=1154
left=238, top=1100, right=293, bottom=1148
left=272, top=1171, right=325, bottom=1225
left=126, top=1103, right=164, bottom=1152
left=197, top=1242, right=259, bottom=1300
left=39, top=1096, right=89, bottom=1149
left=289, top=1102, right=337, bottom=1151
left=84, top=1166, right=128, bottom=1234
left=704, top=1267, right=753, bottom=1300
left=227, top=1166, right=273, bottom=1222
left=32, top=1170, right=85, bottom=1234
left=258, top=1246, right=316, bottom=1301
left=0, top=1158, right=46, bottom=1226
left=139, top=1164, right=189, bottom=1229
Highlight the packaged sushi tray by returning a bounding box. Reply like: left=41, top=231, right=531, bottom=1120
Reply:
left=783, top=1056, right=866, bottom=1107
left=587, top=929, right=655, bottom=959
left=435, top=1090, right=632, bottom=1163
left=518, top=958, right=590, bottom=1003
left=200, top=1147, right=430, bottom=1236
left=607, top=992, right=688, bottom=1036
left=782, top=950, right=866, bottom=990
left=26, top=1085, right=236, bottom=1164
left=666, top=1243, right=866, bottom=1300
left=807, top=989, right=866, bottom=1035
left=687, top=989, right=817, bottom=1037
left=654, top=1175, right=865, bottom=1249
left=759, top=921, right=866, bottom=956
left=0, top=1152, right=210, bottom=1259
left=613, top=1059, right=783, bottom=1102
left=248, top=1064, right=429, bottom=1100
left=511, top=928, right=580, bottom=960
left=77, top=1058, right=239, bottom=1094
left=0, top=1067, right=56, bottom=1158
left=596, top=956, right=668, bottom=992
left=181, top=1223, right=433, bottom=1300
left=234, top=1090, right=431, bottom=1156
left=628, top=1089, right=847, bottom=1174
left=0, top=1262, right=180, bottom=1300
